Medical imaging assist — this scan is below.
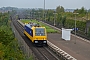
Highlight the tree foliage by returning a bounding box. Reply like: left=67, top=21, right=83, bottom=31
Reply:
left=0, top=13, right=9, bottom=26
left=56, top=6, right=65, bottom=13
left=56, top=13, right=62, bottom=25
left=73, top=7, right=87, bottom=17
left=62, top=16, right=66, bottom=27
left=0, top=12, right=27, bottom=60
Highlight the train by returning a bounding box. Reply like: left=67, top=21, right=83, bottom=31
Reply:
left=24, top=22, right=47, bottom=46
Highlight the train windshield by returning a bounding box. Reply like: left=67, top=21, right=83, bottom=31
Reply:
left=35, top=28, right=45, bottom=36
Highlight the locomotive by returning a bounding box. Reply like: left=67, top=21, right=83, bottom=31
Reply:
left=24, top=22, right=47, bottom=46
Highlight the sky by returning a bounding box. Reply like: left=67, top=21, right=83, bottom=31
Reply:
left=0, top=0, right=90, bottom=9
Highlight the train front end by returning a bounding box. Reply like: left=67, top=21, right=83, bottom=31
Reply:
left=33, top=27, right=47, bottom=46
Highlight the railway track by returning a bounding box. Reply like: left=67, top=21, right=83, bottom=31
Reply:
left=12, top=20, right=60, bottom=60
left=36, top=47, right=60, bottom=60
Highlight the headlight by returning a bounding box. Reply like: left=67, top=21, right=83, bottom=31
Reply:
left=35, top=41, right=38, bottom=43
left=43, top=41, right=47, bottom=43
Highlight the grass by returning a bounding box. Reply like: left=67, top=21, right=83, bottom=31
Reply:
left=21, top=19, right=58, bottom=33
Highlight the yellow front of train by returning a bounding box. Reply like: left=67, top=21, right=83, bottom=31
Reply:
left=32, top=26, right=47, bottom=45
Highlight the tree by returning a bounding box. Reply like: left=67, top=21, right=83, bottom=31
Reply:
left=56, top=13, right=62, bottom=26
left=73, top=8, right=79, bottom=13
left=62, top=16, right=66, bottom=27
left=73, top=7, right=87, bottom=15
left=79, top=7, right=86, bottom=14
left=0, top=13, right=9, bottom=26
left=56, top=6, right=65, bottom=13
left=46, top=9, right=54, bottom=22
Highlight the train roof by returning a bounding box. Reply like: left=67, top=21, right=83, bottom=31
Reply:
left=25, top=22, right=42, bottom=28
left=25, top=24, right=32, bottom=28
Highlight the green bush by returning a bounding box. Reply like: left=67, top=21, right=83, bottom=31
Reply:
left=65, top=19, right=86, bottom=32
left=0, top=13, right=27, bottom=60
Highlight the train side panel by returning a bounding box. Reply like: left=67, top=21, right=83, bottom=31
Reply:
left=24, top=25, right=34, bottom=42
